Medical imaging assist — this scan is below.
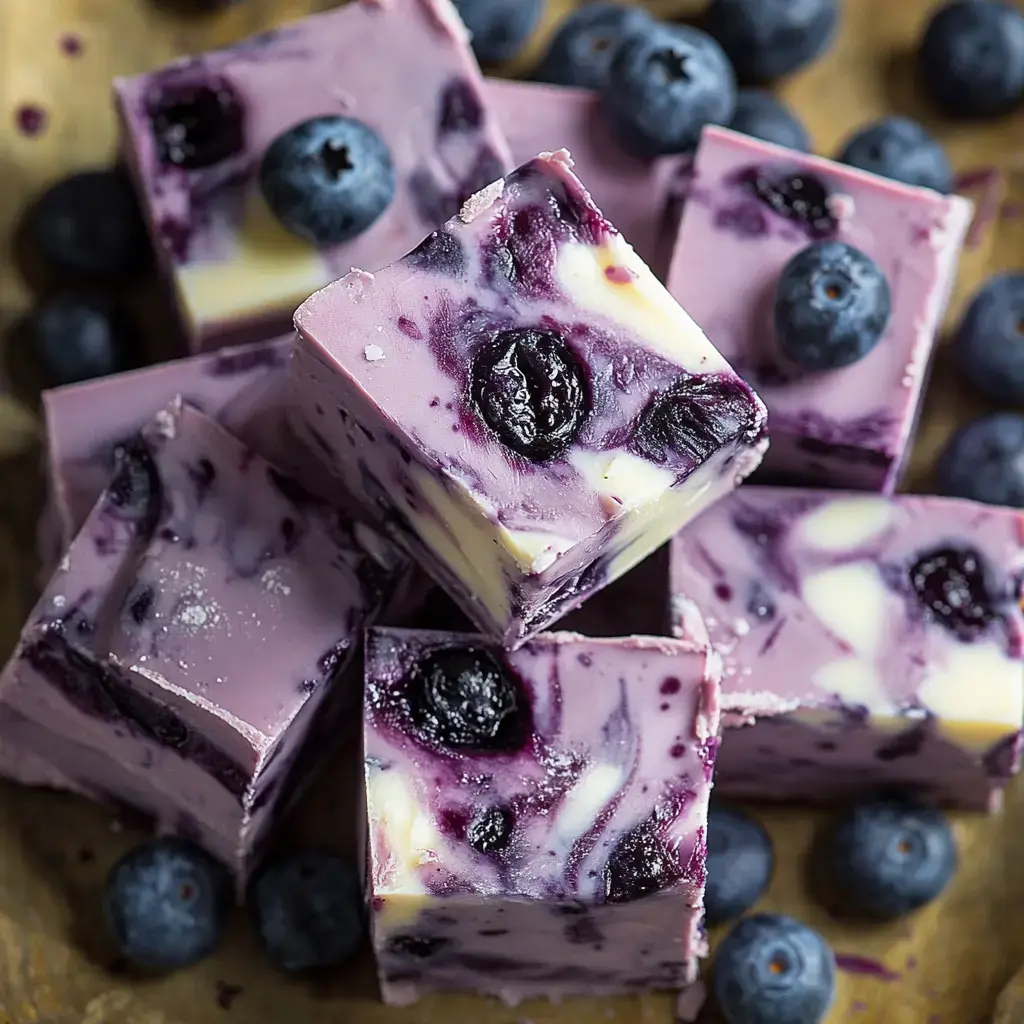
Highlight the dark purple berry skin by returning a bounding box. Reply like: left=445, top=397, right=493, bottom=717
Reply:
left=836, top=116, right=952, bottom=193
left=741, top=167, right=837, bottom=238
left=935, top=414, right=1024, bottom=508
left=951, top=273, right=1024, bottom=404
left=729, top=90, right=810, bottom=151
left=452, top=0, right=543, bottom=64
left=32, top=294, right=135, bottom=386
left=908, top=546, right=995, bottom=642
left=407, top=231, right=467, bottom=277
left=705, top=802, right=774, bottom=926
left=146, top=75, right=245, bottom=170
left=604, top=824, right=681, bottom=904
left=467, top=805, right=514, bottom=854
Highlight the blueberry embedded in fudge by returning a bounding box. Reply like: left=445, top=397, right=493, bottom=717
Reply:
left=290, top=151, right=767, bottom=647
left=669, top=487, right=1024, bottom=810
left=113, top=0, right=512, bottom=351
left=667, top=126, right=972, bottom=492
left=362, top=628, right=721, bottom=1005
left=0, top=400, right=410, bottom=892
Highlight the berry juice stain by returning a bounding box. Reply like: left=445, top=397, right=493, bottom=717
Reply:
left=15, top=103, right=48, bottom=137
left=60, top=33, right=84, bottom=57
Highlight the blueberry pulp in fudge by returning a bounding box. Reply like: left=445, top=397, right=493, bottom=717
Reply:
left=290, top=150, right=768, bottom=648
left=362, top=628, right=721, bottom=1005
left=667, top=126, right=972, bottom=492
left=113, top=0, right=512, bottom=351
left=669, top=487, right=1024, bottom=811
left=0, top=401, right=409, bottom=889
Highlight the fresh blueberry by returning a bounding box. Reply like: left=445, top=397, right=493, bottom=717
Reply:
left=32, top=294, right=134, bottom=385
left=604, top=824, right=681, bottom=904
left=452, top=0, right=543, bottom=64
left=467, top=805, right=514, bottom=854
left=714, top=913, right=835, bottom=1024
left=534, top=4, right=652, bottom=90
left=103, top=838, right=231, bottom=971
left=936, top=414, right=1024, bottom=507
left=259, top=116, right=395, bottom=247
left=836, top=116, right=953, bottom=193
left=252, top=852, right=364, bottom=972
left=918, top=1, right=1024, bottom=119
left=773, top=241, right=892, bottom=372
left=705, top=802, right=774, bottom=926
left=908, top=545, right=994, bottom=641
left=826, top=797, right=957, bottom=919
left=704, top=0, right=840, bottom=84
left=27, top=169, right=150, bottom=281
left=471, top=327, right=590, bottom=462
left=603, top=22, right=737, bottom=158
left=729, top=90, right=810, bottom=151
left=146, top=74, right=244, bottom=170
left=743, top=167, right=836, bottom=238
left=952, top=273, right=1024, bottom=404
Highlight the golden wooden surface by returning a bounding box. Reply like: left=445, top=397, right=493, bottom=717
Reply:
left=1, top=0, right=1023, bottom=1021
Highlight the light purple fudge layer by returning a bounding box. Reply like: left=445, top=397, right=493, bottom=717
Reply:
left=0, top=401, right=408, bottom=888
left=670, top=487, right=1024, bottom=811
left=666, top=126, right=972, bottom=492
left=362, top=628, right=720, bottom=1006
left=114, top=0, right=512, bottom=351
left=290, top=150, right=768, bottom=648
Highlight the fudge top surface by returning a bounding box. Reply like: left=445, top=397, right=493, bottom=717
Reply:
left=362, top=627, right=720, bottom=904
left=294, top=151, right=766, bottom=564
left=670, top=486, right=1024, bottom=735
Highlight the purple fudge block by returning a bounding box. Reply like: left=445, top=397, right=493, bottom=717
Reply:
left=362, top=627, right=720, bottom=1005
left=289, top=150, right=768, bottom=648
left=669, top=487, right=1024, bottom=811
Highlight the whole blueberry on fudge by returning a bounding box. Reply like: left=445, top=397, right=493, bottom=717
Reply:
left=667, top=126, right=972, bottom=492
left=289, top=151, right=767, bottom=648
left=361, top=628, right=721, bottom=1005
left=113, top=0, right=511, bottom=351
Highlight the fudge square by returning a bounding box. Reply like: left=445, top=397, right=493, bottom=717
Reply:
left=362, top=627, right=721, bottom=1005
left=0, top=400, right=409, bottom=888
left=290, top=150, right=768, bottom=648
left=113, top=0, right=511, bottom=351
left=669, top=487, right=1024, bottom=811
left=666, top=126, right=972, bottom=492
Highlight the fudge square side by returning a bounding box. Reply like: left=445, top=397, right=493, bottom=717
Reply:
left=362, top=627, right=721, bottom=1005
left=0, top=400, right=409, bottom=889
left=669, top=487, right=1024, bottom=811
left=113, top=0, right=512, bottom=351
left=290, top=150, right=768, bottom=648
left=666, top=126, right=972, bottom=492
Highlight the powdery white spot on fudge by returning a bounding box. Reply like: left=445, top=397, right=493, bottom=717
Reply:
left=290, top=152, right=767, bottom=647
left=669, top=486, right=1024, bottom=811
left=666, top=126, right=972, bottom=493
left=362, top=628, right=720, bottom=1005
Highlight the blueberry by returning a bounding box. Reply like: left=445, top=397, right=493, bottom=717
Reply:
left=908, top=545, right=994, bottom=641
left=103, top=838, right=231, bottom=971
left=32, top=294, right=134, bottom=385
left=952, top=273, right=1024, bottom=404
left=704, top=0, right=839, bottom=83
left=146, top=75, right=244, bottom=170
left=534, top=4, right=652, bottom=90
left=729, top=90, right=810, bottom=151
left=467, top=804, right=514, bottom=854
left=259, top=117, right=395, bottom=247
left=918, top=1, right=1024, bottom=119
left=713, top=913, right=835, bottom=1024
left=252, top=852, right=364, bottom=972
left=106, top=438, right=162, bottom=534
left=470, top=328, right=590, bottom=462
left=452, top=0, right=543, bottom=64
left=836, top=117, right=952, bottom=193
left=826, top=797, right=957, bottom=919
left=936, top=414, right=1024, bottom=507
left=741, top=167, right=835, bottom=238
left=705, top=802, right=774, bottom=926
left=407, top=230, right=467, bottom=276
left=773, top=241, right=891, bottom=372
left=603, top=22, right=737, bottom=158
left=405, top=646, right=530, bottom=754
left=604, top=824, right=681, bottom=904
left=387, top=934, right=449, bottom=959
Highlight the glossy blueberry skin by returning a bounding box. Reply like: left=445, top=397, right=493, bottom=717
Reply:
left=952, top=273, right=1024, bottom=404
left=935, top=413, right=1024, bottom=507
left=103, top=838, right=231, bottom=971
left=32, top=294, right=134, bottom=385
left=714, top=913, right=835, bottom=1024
left=603, top=22, right=737, bottom=157
left=452, top=0, right=543, bottom=64
left=729, top=90, right=810, bottom=151
left=773, top=241, right=892, bottom=372
left=826, top=798, right=957, bottom=920
left=837, top=116, right=953, bottom=193
left=253, top=852, right=364, bottom=972
left=705, top=802, right=774, bottom=926
left=704, top=0, right=840, bottom=84
left=918, top=1, right=1024, bottom=118
left=259, top=116, right=395, bottom=247
left=534, top=3, right=652, bottom=90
